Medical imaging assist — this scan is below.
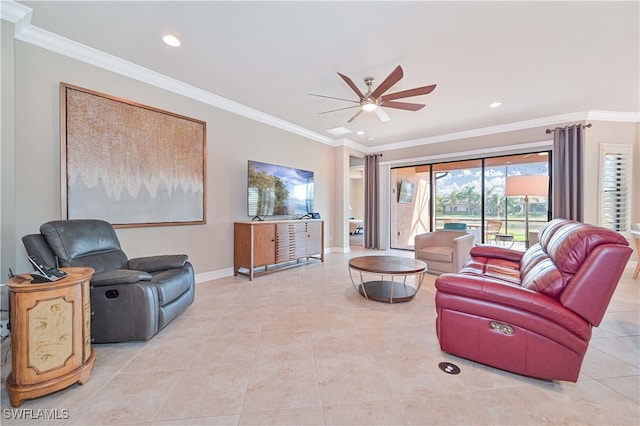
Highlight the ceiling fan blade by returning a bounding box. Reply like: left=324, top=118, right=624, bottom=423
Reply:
left=319, top=105, right=359, bottom=114
left=381, top=84, right=436, bottom=102
left=381, top=101, right=425, bottom=111
left=374, top=107, right=391, bottom=122
left=347, top=110, right=363, bottom=123
left=337, top=72, right=365, bottom=99
left=308, top=93, right=359, bottom=103
left=370, top=65, right=403, bottom=99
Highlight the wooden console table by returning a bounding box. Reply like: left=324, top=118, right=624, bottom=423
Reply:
left=5, top=267, right=96, bottom=407
left=234, top=219, right=324, bottom=280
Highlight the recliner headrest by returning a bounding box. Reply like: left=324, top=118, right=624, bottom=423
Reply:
left=539, top=219, right=629, bottom=274
left=40, top=219, right=123, bottom=262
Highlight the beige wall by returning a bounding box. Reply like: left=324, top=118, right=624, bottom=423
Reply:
left=389, top=167, right=430, bottom=249
left=349, top=178, right=363, bottom=219
left=1, top=20, right=16, bottom=314
left=4, top=39, right=336, bottom=276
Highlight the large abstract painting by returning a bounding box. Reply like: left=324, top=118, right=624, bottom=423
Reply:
left=61, top=83, right=206, bottom=227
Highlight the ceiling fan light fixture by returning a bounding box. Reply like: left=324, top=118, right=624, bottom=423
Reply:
left=361, top=102, right=378, bottom=112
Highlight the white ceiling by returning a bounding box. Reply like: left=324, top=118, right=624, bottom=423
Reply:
left=13, top=1, right=640, bottom=149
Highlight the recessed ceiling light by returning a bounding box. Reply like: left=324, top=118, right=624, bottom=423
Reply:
left=356, top=130, right=365, bottom=135
left=367, top=137, right=374, bottom=141
left=162, top=34, right=181, bottom=47
left=489, top=101, right=502, bottom=108
left=326, top=126, right=352, bottom=136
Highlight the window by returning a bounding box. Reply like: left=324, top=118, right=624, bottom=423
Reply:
left=390, top=151, right=550, bottom=251
left=599, top=144, right=632, bottom=233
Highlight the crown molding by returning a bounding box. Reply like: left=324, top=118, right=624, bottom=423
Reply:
left=0, top=0, right=31, bottom=26
left=369, top=110, right=639, bottom=154
left=587, top=110, right=640, bottom=122
left=4, top=1, right=333, bottom=146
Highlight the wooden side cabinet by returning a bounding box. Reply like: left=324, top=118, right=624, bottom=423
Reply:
left=5, top=267, right=96, bottom=407
left=234, top=220, right=324, bottom=280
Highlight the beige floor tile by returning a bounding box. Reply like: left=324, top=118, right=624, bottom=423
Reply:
left=589, top=335, right=640, bottom=368
left=262, top=311, right=310, bottom=333
left=155, top=364, right=252, bottom=421
left=66, top=370, right=183, bottom=425
left=403, top=386, right=578, bottom=425
left=599, top=375, right=640, bottom=403
left=581, top=345, right=640, bottom=379
left=153, top=414, right=240, bottom=425
left=323, top=399, right=410, bottom=425
left=315, top=352, right=394, bottom=405
left=239, top=406, right=325, bottom=425
left=540, top=379, right=639, bottom=425
left=243, top=358, right=321, bottom=412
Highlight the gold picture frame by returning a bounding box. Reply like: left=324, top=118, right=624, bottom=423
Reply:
left=60, top=83, right=206, bottom=228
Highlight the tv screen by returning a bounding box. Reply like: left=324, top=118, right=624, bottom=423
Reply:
left=248, top=160, right=314, bottom=217
left=398, top=180, right=414, bottom=203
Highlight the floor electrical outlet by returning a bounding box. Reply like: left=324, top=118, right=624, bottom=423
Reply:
left=0, top=320, right=9, bottom=338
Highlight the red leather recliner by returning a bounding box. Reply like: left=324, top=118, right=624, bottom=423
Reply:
left=435, top=219, right=632, bottom=382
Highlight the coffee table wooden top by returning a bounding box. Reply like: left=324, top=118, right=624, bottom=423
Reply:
left=349, top=255, right=427, bottom=275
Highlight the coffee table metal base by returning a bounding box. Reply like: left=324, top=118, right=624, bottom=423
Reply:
left=357, top=280, right=417, bottom=303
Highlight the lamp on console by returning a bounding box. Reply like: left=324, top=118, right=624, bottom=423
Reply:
left=505, top=175, right=549, bottom=248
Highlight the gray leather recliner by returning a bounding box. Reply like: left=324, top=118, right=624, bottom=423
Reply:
left=22, top=219, right=195, bottom=343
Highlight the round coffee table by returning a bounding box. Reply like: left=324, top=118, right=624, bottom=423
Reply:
left=348, top=255, right=428, bottom=303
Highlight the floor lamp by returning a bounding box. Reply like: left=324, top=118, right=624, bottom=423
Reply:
left=505, top=175, right=549, bottom=248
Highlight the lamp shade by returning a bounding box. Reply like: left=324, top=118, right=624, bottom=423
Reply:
left=505, top=175, right=549, bottom=197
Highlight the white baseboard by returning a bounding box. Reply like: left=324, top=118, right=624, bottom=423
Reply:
left=193, top=247, right=353, bottom=283
left=195, top=267, right=235, bottom=284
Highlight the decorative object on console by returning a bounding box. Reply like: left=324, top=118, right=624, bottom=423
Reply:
left=61, top=83, right=206, bottom=227
left=505, top=175, right=549, bottom=248
left=435, top=218, right=632, bottom=382
left=22, top=219, right=195, bottom=343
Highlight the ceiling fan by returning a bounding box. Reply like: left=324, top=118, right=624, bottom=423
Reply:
left=309, top=65, right=436, bottom=123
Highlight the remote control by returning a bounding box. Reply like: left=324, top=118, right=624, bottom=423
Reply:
left=28, top=255, right=67, bottom=281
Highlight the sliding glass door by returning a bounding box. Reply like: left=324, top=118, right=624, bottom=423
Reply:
left=390, top=151, right=550, bottom=251
left=389, top=165, right=430, bottom=250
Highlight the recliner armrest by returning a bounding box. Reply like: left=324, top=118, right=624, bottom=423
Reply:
left=91, top=269, right=153, bottom=287
left=128, top=255, right=189, bottom=273
left=470, top=245, right=523, bottom=263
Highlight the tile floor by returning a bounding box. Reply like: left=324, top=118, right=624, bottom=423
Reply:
left=1, top=247, right=639, bottom=425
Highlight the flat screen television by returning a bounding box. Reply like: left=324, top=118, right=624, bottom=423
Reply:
left=248, top=160, right=314, bottom=217
left=398, top=180, right=414, bottom=203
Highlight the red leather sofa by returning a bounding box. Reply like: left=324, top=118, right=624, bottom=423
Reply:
left=435, top=219, right=632, bottom=382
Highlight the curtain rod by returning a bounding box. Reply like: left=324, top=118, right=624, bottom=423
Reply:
left=545, top=123, right=592, bottom=134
